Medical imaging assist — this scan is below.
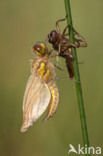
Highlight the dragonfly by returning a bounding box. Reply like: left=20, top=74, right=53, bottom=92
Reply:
left=21, top=42, right=59, bottom=132
left=48, top=18, right=87, bottom=78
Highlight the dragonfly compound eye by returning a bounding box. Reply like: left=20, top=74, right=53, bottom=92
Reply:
left=32, top=43, right=46, bottom=55
left=48, top=30, right=57, bottom=43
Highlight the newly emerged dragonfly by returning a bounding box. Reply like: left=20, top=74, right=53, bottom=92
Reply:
left=48, top=18, right=87, bottom=78
left=21, top=42, right=59, bottom=132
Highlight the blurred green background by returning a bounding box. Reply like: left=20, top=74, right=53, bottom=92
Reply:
left=0, top=0, right=103, bottom=155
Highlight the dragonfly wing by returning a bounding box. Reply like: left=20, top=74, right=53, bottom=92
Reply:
left=21, top=73, right=51, bottom=132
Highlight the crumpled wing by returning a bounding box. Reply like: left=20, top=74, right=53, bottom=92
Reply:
left=21, top=73, right=51, bottom=132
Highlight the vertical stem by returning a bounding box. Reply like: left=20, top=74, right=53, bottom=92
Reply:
left=64, top=0, right=90, bottom=155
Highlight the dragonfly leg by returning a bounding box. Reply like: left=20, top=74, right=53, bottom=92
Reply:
left=74, top=37, right=87, bottom=47
left=54, top=64, right=65, bottom=71
left=56, top=17, right=66, bottom=33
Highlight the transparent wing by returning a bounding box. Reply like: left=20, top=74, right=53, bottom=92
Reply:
left=21, top=73, right=51, bottom=132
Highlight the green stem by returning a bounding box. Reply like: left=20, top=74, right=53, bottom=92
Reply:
left=64, top=0, right=90, bottom=155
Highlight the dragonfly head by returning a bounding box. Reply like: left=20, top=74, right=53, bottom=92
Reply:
left=32, top=42, right=47, bottom=56
left=48, top=30, right=58, bottom=44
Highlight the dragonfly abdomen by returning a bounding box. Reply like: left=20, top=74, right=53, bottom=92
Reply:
left=44, top=82, right=59, bottom=120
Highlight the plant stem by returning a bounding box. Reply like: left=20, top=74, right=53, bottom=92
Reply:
left=64, top=0, right=90, bottom=155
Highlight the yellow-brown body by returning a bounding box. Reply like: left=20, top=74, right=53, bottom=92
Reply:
left=21, top=43, right=59, bottom=132
left=32, top=54, right=59, bottom=120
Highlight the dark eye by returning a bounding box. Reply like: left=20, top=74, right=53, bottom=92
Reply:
left=50, top=30, right=56, bottom=36
left=50, top=32, right=53, bottom=37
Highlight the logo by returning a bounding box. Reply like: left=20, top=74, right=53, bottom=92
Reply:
left=68, top=144, right=101, bottom=155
